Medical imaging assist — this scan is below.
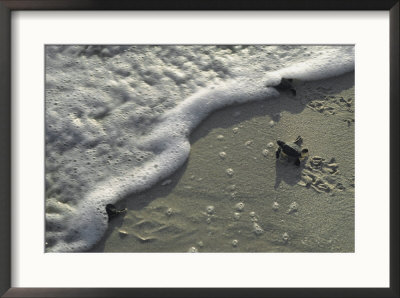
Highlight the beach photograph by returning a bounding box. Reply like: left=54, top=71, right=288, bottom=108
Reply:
left=45, top=45, right=355, bottom=253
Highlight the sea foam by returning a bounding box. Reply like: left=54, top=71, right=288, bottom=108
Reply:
left=45, top=45, right=354, bottom=252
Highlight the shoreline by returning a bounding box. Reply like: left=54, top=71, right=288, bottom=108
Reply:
left=90, top=71, right=355, bottom=253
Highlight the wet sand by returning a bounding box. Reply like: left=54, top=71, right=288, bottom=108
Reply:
left=91, top=71, right=355, bottom=253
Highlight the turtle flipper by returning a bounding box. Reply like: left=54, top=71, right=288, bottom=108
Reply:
left=276, top=147, right=281, bottom=159
left=294, top=136, right=303, bottom=145
left=294, top=158, right=300, bottom=166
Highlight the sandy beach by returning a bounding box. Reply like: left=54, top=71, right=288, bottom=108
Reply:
left=90, top=71, right=354, bottom=253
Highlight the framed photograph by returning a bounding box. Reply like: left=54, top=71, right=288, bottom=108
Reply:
left=1, top=1, right=398, bottom=297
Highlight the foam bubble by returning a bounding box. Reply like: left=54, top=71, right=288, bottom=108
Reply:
left=282, top=232, right=290, bottom=242
left=272, top=202, right=280, bottom=211
left=227, top=184, right=236, bottom=191
left=226, top=168, right=235, bottom=177
left=206, top=205, right=215, bottom=214
left=253, top=223, right=264, bottom=235
left=245, top=140, right=253, bottom=148
left=188, top=247, right=198, bottom=253
left=234, top=202, right=245, bottom=212
left=166, top=208, right=173, bottom=216
left=232, top=239, right=239, bottom=247
left=288, top=202, right=299, bottom=214
left=219, top=152, right=227, bottom=159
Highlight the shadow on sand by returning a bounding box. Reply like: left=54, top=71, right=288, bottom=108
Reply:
left=89, top=72, right=354, bottom=252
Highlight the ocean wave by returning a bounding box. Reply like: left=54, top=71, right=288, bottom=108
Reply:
left=45, top=45, right=354, bottom=252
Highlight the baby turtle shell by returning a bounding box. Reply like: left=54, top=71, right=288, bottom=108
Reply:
left=276, top=136, right=308, bottom=166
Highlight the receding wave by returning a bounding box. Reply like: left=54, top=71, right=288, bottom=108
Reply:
left=45, top=45, right=354, bottom=252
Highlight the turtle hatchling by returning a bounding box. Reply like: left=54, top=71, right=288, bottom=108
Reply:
left=106, top=204, right=127, bottom=221
left=273, top=78, right=296, bottom=96
left=276, top=136, right=309, bottom=166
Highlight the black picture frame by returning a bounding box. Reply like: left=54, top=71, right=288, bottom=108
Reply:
left=0, top=1, right=398, bottom=297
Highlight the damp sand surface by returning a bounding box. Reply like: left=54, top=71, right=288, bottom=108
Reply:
left=91, top=72, right=354, bottom=253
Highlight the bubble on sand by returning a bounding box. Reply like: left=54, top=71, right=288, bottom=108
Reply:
left=226, top=168, right=234, bottom=177
left=262, top=149, right=269, bottom=157
left=233, top=212, right=241, bottom=220
left=227, top=184, right=236, bottom=191
left=245, top=140, right=253, bottom=148
left=188, top=246, right=198, bottom=253
left=166, top=208, right=173, bottom=216
left=217, top=134, right=224, bottom=141
left=272, top=202, right=280, bottom=211
left=269, top=120, right=276, bottom=127
left=253, top=223, right=264, bottom=235
left=287, top=202, right=298, bottom=214
left=249, top=211, right=258, bottom=222
left=219, top=151, right=227, bottom=159
left=282, top=232, right=290, bottom=242
left=232, top=239, right=239, bottom=247
left=206, top=205, right=215, bottom=215
left=267, top=142, right=274, bottom=148
left=234, top=202, right=245, bottom=212
left=232, top=127, right=239, bottom=134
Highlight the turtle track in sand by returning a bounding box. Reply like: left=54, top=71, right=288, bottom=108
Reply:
left=304, top=90, right=354, bottom=126
left=298, top=156, right=348, bottom=194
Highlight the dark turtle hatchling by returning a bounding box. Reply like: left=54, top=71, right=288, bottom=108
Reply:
left=274, top=78, right=296, bottom=96
left=275, top=136, right=309, bottom=166
left=106, top=204, right=127, bottom=221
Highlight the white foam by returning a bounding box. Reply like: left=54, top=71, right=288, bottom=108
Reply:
left=276, top=47, right=355, bottom=80
left=45, top=45, right=354, bottom=252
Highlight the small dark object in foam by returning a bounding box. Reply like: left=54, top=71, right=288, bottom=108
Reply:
left=276, top=136, right=308, bottom=166
left=106, top=204, right=127, bottom=221
left=274, top=78, right=296, bottom=96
